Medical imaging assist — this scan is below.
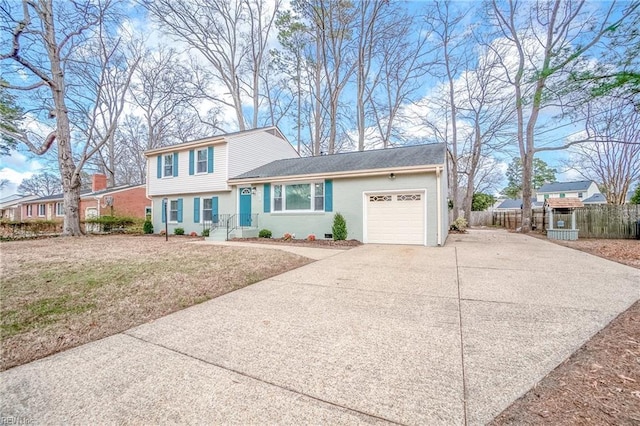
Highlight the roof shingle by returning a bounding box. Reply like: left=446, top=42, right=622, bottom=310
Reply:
left=231, top=143, right=446, bottom=180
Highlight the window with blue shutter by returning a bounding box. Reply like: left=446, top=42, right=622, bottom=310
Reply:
left=325, top=179, right=333, bottom=212
left=208, top=146, right=214, bottom=173
left=212, top=196, right=219, bottom=223
left=189, top=150, right=195, bottom=175
left=263, top=183, right=271, bottom=213
left=157, top=156, right=162, bottom=179
left=193, top=197, right=200, bottom=223
left=173, top=153, right=179, bottom=177
left=177, top=198, right=183, bottom=223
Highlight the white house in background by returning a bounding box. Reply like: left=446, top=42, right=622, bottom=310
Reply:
left=0, top=194, right=39, bottom=220
left=535, top=180, right=600, bottom=203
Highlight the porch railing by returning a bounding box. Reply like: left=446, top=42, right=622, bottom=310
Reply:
left=202, top=213, right=258, bottom=240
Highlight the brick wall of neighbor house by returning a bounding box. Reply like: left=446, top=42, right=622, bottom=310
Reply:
left=109, top=187, right=149, bottom=218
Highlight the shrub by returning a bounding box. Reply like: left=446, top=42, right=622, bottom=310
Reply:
left=83, top=215, right=139, bottom=233
left=143, top=220, right=154, bottom=234
left=259, top=229, right=272, bottom=238
left=450, top=217, right=468, bottom=232
left=332, top=213, right=348, bottom=241
left=283, top=232, right=292, bottom=241
left=174, top=227, right=185, bottom=235
left=307, top=234, right=316, bottom=241
left=202, top=229, right=210, bottom=237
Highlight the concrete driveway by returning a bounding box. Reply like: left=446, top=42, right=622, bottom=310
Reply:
left=2, top=230, right=638, bottom=425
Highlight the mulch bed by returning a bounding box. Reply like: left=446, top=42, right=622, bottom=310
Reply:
left=232, top=237, right=362, bottom=249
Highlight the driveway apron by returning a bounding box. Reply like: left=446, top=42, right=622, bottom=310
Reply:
left=1, top=230, right=638, bottom=425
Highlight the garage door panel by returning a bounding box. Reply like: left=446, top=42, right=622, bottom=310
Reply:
left=366, top=192, right=425, bottom=245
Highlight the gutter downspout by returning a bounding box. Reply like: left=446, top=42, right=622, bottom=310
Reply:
left=436, top=166, right=442, bottom=246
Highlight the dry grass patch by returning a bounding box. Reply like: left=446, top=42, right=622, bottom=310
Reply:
left=0, top=235, right=312, bottom=371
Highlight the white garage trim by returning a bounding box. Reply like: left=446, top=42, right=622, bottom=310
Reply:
left=362, top=189, right=427, bottom=245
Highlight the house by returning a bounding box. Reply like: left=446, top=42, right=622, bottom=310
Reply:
left=21, top=174, right=149, bottom=221
left=536, top=180, right=600, bottom=202
left=0, top=194, right=38, bottom=221
left=495, top=197, right=544, bottom=210
left=582, top=193, right=608, bottom=205
left=146, top=127, right=448, bottom=246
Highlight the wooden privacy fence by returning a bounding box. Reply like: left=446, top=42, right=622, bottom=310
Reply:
left=475, top=205, right=640, bottom=239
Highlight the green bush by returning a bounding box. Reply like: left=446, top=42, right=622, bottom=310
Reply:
left=174, top=227, right=185, bottom=235
left=449, top=217, right=468, bottom=232
left=332, top=213, right=348, bottom=241
left=258, top=229, right=272, bottom=238
left=83, top=215, right=139, bottom=233
left=202, top=228, right=210, bottom=237
left=143, top=220, right=154, bottom=234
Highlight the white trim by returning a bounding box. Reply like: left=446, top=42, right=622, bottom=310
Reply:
left=362, top=188, right=427, bottom=246
left=230, top=164, right=444, bottom=185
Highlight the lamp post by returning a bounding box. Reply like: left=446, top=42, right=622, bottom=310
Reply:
left=162, top=198, right=168, bottom=241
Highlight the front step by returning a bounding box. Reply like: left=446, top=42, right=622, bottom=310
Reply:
left=205, top=228, right=228, bottom=242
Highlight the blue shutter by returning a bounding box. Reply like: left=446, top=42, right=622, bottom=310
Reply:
left=212, top=196, right=219, bottom=222
left=325, top=179, right=333, bottom=212
left=161, top=200, right=166, bottom=223
left=263, top=183, right=271, bottom=213
left=177, top=198, right=183, bottom=223
left=173, top=152, right=179, bottom=177
left=208, top=146, right=214, bottom=173
left=189, top=150, right=195, bottom=175
left=193, top=197, right=200, bottom=223
left=157, top=156, right=162, bottom=179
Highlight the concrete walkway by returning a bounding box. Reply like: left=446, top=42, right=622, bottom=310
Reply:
left=2, top=230, right=638, bottom=425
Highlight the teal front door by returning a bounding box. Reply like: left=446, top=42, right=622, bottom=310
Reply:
left=239, top=187, right=252, bottom=226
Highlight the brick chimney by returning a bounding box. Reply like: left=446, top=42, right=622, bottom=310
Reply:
left=92, top=174, right=108, bottom=192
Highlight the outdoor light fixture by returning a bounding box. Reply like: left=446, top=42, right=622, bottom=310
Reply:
left=389, top=173, right=396, bottom=180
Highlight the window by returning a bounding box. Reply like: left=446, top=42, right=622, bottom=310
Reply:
left=578, top=192, right=583, bottom=198
left=38, top=204, right=46, bottom=216
left=544, top=194, right=549, bottom=199
left=163, top=154, right=173, bottom=177
left=273, top=182, right=324, bottom=212
left=560, top=193, right=566, bottom=198
left=55, top=202, right=64, bottom=216
left=203, top=198, right=212, bottom=221
left=169, top=200, right=178, bottom=222
left=26, top=205, right=33, bottom=217
left=196, top=149, right=207, bottom=173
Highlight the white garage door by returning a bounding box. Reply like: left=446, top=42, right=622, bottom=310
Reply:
left=365, top=192, right=425, bottom=245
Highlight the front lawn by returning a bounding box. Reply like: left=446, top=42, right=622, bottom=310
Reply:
left=0, top=235, right=312, bottom=371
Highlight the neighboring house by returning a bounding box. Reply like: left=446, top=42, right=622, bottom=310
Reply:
left=21, top=174, right=149, bottom=221
left=536, top=180, right=600, bottom=202
left=582, top=193, right=608, bottom=205
left=495, top=198, right=544, bottom=210
left=146, top=127, right=448, bottom=246
left=0, top=194, right=39, bottom=220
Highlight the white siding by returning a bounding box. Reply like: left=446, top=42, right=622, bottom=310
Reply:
left=227, top=132, right=299, bottom=178
left=147, top=143, right=229, bottom=196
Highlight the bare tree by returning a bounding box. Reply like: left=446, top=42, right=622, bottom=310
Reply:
left=1, top=0, right=137, bottom=235
left=490, top=0, right=639, bottom=232
left=425, top=1, right=470, bottom=218
left=18, top=172, right=62, bottom=196
left=566, top=97, right=640, bottom=204
left=143, top=0, right=281, bottom=131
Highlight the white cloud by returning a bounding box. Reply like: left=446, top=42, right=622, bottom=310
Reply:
left=0, top=151, right=45, bottom=196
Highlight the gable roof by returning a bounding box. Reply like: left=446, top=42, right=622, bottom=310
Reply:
left=545, top=197, right=584, bottom=209
left=144, top=126, right=286, bottom=156
left=537, top=180, right=595, bottom=193
left=24, top=184, right=145, bottom=203
left=230, top=143, right=446, bottom=181
left=496, top=198, right=544, bottom=209
left=582, top=193, right=607, bottom=204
